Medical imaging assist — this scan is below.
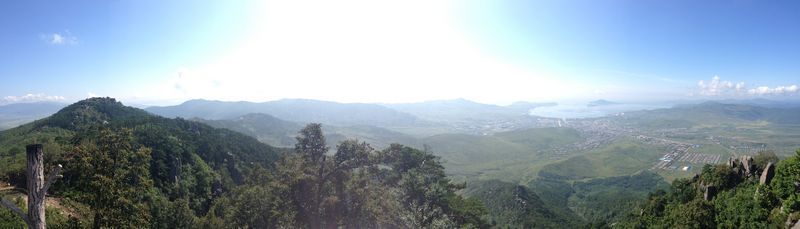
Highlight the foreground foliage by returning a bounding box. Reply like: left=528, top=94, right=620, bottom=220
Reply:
left=618, top=150, right=799, bottom=228
left=201, top=123, right=489, bottom=228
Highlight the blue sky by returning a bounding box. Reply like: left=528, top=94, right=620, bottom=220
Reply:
left=1, top=0, right=799, bottom=105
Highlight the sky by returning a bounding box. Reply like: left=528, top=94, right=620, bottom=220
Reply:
left=1, top=0, right=799, bottom=106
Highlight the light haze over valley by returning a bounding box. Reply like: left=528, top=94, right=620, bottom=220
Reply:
left=2, top=0, right=800, bottom=228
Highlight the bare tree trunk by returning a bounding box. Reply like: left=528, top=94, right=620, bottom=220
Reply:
left=27, top=144, right=46, bottom=229
left=0, top=144, right=62, bottom=229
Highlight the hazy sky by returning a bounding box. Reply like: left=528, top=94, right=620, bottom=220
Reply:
left=1, top=0, right=799, bottom=106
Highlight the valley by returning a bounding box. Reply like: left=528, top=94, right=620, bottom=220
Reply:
left=2, top=98, right=800, bottom=227
left=141, top=98, right=800, bottom=225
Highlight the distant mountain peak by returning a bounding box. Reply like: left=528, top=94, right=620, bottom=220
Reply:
left=182, top=98, right=213, bottom=104
left=698, top=101, right=724, bottom=106
left=587, top=99, right=618, bottom=107
left=39, top=97, right=151, bottom=130
left=147, top=98, right=421, bottom=126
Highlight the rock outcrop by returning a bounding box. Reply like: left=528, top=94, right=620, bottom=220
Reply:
left=704, top=185, right=717, bottom=201
left=760, top=162, right=776, bottom=185
left=741, top=156, right=754, bottom=177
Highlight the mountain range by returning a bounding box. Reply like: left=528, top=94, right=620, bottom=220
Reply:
left=0, top=102, right=65, bottom=130
left=3, top=97, right=800, bottom=227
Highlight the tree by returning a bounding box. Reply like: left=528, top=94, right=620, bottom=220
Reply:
left=292, top=123, right=331, bottom=228
left=773, top=150, right=800, bottom=203
left=664, top=198, right=715, bottom=228
left=326, top=139, right=373, bottom=227
left=276, top=124, right=488, bottom=228
left=215, top=165, right=295, bottom=228
left=446, top=195, right=491, bottom=228
left=70, top=127, right=153, bottom=228
left=754, top=150, right=779, bottom=172
left=700, top=164, right=740, bottom=190
left=668, top=178, right=698, bottom=204
left=379, top=144, right=478, bottom=228
left=0, top=144, right=63, bottom=229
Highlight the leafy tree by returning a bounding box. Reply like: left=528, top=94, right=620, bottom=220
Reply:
left=69, top=127, right=153, bottom=228
left=214, top=165, right=295, bottom=228
left=623, top=149, right=800, bottom=228
left=326, top=139, right=376, bottom=227
left=667, top=178, right=698, bottom=204
left=773, top=150, right=800, bottom=203
left=0, top=197, right=26, bottom=228
left=713, top=184, right=773, bottom=228
left=379, top=144, right=477, bottom=228
left=700, top=164, right=740, bottom=190
left=275, top=124, right=488, bottom=228
left=292, top=123, right=330, bottom=228
left=446, top=195, right=491, bottom=228
left=663, top=198, right=715, bottom=228
left=754, top=150, right=779, bottom=171
left=150, top=195, right=196, bottom=228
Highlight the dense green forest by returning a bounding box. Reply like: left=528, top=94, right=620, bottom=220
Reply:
left=0, top=98, right=487, bottom=228
left=617, top=150, right=800, bottom=228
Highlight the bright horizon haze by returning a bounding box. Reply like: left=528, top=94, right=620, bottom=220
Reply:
left=1, top=0, right=799, bottom=106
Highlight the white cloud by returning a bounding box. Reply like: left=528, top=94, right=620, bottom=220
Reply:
left=735, top=82, right=746, bottom=92
left=696, top=76, right=798, bottom=97
left=747, top=85, right=799, bottom=96
left=42, top=30, right=77, bottom=45
left=697, top=76, right=743, bottom=96
left=87, top=92, right=100, bottom=98
left=51, top=34, right=64, bottom=44
left=2, top=93, right=66, bottom=105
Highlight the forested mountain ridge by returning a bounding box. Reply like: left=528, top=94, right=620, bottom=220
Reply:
left=195, top=113, right=303, bottom=147
left=196, top=112, right=419, bottom=149
left=623, top=102, right=800, bottom=126
left=0, top=98, right=490, bottom=228
left=463, top=179, right=581, bottom=228
left=0, top=97, right=285, bottom=227
left=2, top=98, right=800, bottom=228
left=145, top=98, right=429, bottom=128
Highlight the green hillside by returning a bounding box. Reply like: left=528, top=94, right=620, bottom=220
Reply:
left=619, top=102, right=800, bottom=156
left=197, top=113, right=419, bottom=148
left=463, top=179, right=581, bottom=228
left=566, top=171, right=669, bottom=222
left=0, top=98, right=489, bottom=228
left=0, top=98, right=283, bottom=227
left=196, top=113, right=303, bottom=147
left=422, top=127, right=584, bottom=182
left=617, top=150, right=800, bottom=228
left=538, top=139, right=664, bottom=180
left=494, top=127, right=583, bottom=149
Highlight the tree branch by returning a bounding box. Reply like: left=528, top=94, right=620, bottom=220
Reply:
left=39, top=164, right=62, bottom=199
left=1, top=197, right=30, bottom=225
